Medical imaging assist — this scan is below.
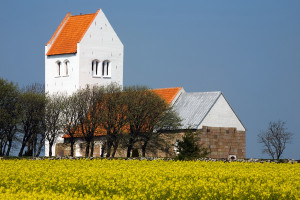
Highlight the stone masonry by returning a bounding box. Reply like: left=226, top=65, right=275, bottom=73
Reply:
left=55, top=126, right=245, bottom=159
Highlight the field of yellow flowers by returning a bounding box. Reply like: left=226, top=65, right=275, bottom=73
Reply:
left=0, top=159, right=299, bottom=199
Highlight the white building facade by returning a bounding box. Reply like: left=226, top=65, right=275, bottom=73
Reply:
left=45, top=9, right=123, bottom=95
left=45, top=9, right=123, bottom=156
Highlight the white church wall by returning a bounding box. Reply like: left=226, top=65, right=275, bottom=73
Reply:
left=78, top=10, right=124, bottom=89
left=44, top=133, right=65, bottom=157
left=75, top=142, right=81, bottom=157
left=198, top=94, right=245, bottom=131
left=45, top=140, right=49, bottom=157
left=45, top=10, right=124, bottom=157
left=45, top=51, right=79, bottom=157
left=45, top=52, right=79, bottom=95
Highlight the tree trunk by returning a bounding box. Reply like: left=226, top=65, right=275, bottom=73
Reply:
left=127, top=138, right=134, bottom=158
left=112, top=142, right=118, bottom=158
left=106, top=140, right=113, bottom=158
left=70, top=139, right=75, bottom=157
left=0, top=139, right=7, bottom=156
left=5, top=139, right=12, bottom=156
left=101, top=142, right=106, bottom=157
left=33, top=136, right=37, bottom=157
left=126, top=146, right=132, bottom=158
left=49, top=141, right=53, bottom=157
left=19, top=132, right=32, bottom=157
left=3, top=141, right=7, bottom=156
left=142, top=140, right=148, bottom=157
left=18, top=141, right=27, bottom=157
left=277, top=152, right=281, bottom=160
left=36, top=136, right=45, bottom=157
left=85, top=142, right=90, bottom=158
left=90, top=141, right=94, bottom=157
left=0, top=140, right=3, bottom=156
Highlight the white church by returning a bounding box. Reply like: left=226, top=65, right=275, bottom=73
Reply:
left=45, top=9, right=246, bottom=159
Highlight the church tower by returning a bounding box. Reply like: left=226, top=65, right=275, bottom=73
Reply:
left=45, top=9, right=123, bottom=156
left=45, top=9, right=123, bottom=95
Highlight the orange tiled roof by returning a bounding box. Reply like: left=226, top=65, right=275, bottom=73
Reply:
left=46, top=10, right=99, bottom=56
left=152, top=87, right=182, bottom=104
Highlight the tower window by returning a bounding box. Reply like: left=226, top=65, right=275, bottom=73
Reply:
left=92, top=60, right=100, bottom=77
left=63, top=60, right=69, bottom=76
left=56, top=61, right=61, bottom=77
left=102, top=60, right=111, bottom=77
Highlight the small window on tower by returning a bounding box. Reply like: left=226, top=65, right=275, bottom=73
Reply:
left=56, top=61, right=61, bottom=77
left=102, top=60, right=111, bottom=77
left=92, top=60, right=100, bottom=77
left=63, top=60, right=69, bottom=76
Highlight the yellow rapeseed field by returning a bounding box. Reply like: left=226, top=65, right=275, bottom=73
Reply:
left=0, top=159, right=299, bottom=199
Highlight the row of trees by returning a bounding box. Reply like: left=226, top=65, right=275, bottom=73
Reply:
left=0, top=78, right=181, bottom=157
left=1, top=77, right=293, bottom=159
left=0, top=79, right=46, bottom=157
left=53, top=84, right=182, bottom=158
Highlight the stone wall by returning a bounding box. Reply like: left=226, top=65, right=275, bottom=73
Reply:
left=200, top=126, right=245, bottom=159
left=137, top=126, right=245, bottom=159
left=55, top=126, right=246, bottom=159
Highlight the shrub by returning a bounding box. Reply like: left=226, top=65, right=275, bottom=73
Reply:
left=177, top=130, right=209, bottom=160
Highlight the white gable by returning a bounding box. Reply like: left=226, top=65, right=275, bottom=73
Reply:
left=198, top=94, right=245, bottom=131
left=78, top=10, right=123, bottom=89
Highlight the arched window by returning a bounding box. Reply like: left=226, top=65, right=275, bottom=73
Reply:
left=63, top=60, right=69, bottom=76
left=56, top=61, right=61, bottom=77
left=92, top=60, right=100, bottom=77
left=102, top=60, right=111, bottom=77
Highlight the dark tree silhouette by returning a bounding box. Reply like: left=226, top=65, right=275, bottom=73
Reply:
left=258, top=120, right=293, bottom=160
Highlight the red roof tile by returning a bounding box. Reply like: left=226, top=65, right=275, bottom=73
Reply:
left=152, top=87, right=182, bottom=104
left=46, top=10, right=99, bottom=56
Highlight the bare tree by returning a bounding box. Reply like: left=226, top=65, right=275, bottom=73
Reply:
left=258, top=120, right=293, bottom=160
left=122, top=86, right=149, bottom=157
left=18, top=84, right=46, bottom=157
left=99, top=84, right=128, bottom=158
left=0, top=78, right=20, bottom=156
left=141, top=107, right=182, bottom=157
left=123, top=86, right=180, bottom=157
left=77, top=85, right=104, bottom=157
left=61, top=93, right=81, bottom=157
left=45, top=94, right=65, bottom=157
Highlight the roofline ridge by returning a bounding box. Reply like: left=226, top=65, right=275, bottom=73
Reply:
left=78, top=9, right=100, bottom=43
left=152, top=86, right=182, bottom=90
left=187, top=91, right=222, bottom=94
left=71, top=12, right=99, bottom=17
left=46, top=12, right=71, bottom=46
left=220, top=93, right=247, bottom=131
left=171, top=87, right=185, bottom=106
left=196, top=92, right=222, bottom=129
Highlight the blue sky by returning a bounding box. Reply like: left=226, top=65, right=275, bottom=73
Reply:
left=0, top=0, right=299, bottom=159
